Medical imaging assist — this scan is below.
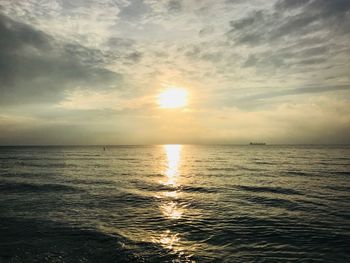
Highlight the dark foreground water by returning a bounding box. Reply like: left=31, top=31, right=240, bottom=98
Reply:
left=0, top=145, right=349, bottom=262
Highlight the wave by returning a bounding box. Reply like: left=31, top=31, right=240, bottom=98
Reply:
left=14, top=161, right=79, bottom=168
left=0, top=216, right=169, bottom=263
left=207, top=166, right=264, bottom=172
left=181, top=185, right=220, bottom=194
left=236, top=185, right=301, bottom=195
left=128, top=179, right=221, bottom=194
left=114, top=158, right=138, bottom=161
left=205, top=216, right=350, bottom=261
left=332, top=171, right=350, bottom=176
left=97, top=191, right=159, bottom=207
left=245, top=196, right=302, bottom=211
left=66, top=178, right=117, bottom=186
left=284, top=171, right=313, bottom=177
left=324, top=185, right=350, bottom=192
left=129, top=180, right=176, bottom=192
left=253, top=161, right=276, bottom=165
left=0, top=181, right=82, bottom=193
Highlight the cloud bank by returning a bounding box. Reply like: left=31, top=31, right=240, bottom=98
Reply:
left=0, top=0, right=349, bottom=144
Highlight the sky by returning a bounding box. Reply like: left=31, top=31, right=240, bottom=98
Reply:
left=0, top=0, right=349, bottom=145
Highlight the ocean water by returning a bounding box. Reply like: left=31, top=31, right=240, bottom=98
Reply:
left=0, top=145, right=349, bottom=262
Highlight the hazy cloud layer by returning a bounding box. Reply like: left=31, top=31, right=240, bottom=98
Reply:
left=0, top=0, right=349, bottom=144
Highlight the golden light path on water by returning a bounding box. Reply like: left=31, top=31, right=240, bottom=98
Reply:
left=161, top=144, right=184, bottom=221
left=155, top=145, right=190, bottom=256
left=163, top=144, right=182, bottom=186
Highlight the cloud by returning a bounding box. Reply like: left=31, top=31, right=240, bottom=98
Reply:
left=198, top=26, right=214, bottom=37
left=118, top=0, right=149, bottom=20
left=0, top=13, right=122, bottom=105
left=274, top=0, right=311, bottom=10
left=234, top=85, right=350, bottom=106
left=228, top=0, right=350, bottom=46
left=167, top=0, right=182, bottom=13
left=0, top=1, right=349, bottom=144
left=125, top=51, right=143, bottom=63
left=0, top=0, right=122, bottom=46
left=222, top=0, right=350, bottom=88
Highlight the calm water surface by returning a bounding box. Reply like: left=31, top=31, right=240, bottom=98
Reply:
left=0, top=145, right=349, bottom=262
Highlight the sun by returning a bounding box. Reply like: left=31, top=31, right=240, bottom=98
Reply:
left=157, top=87, right=188, bottom=109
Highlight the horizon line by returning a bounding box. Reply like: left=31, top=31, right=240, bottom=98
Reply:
left=0, top=143, right=349, bottom=147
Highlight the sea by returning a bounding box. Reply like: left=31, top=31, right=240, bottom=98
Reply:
left=0, top=145, right=349, bottom=262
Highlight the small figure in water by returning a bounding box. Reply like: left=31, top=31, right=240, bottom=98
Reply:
left=103, top=146, right=106, bottom=151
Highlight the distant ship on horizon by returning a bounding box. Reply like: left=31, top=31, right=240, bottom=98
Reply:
left=249, top=142, right=266, bottom=145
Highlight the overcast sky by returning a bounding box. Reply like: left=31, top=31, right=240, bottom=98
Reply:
left=0, top=0, right=349, bottom=145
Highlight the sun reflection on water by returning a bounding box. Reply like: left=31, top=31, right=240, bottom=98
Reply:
left=159, top=230, right=180, bottom=250
left=155, top=145, right=188, bottom=256
left=163, top=144, right=182, bottom=186
left=160, top=144, right=185, bottom=221
left=160, top=201, right=183, bottom=219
